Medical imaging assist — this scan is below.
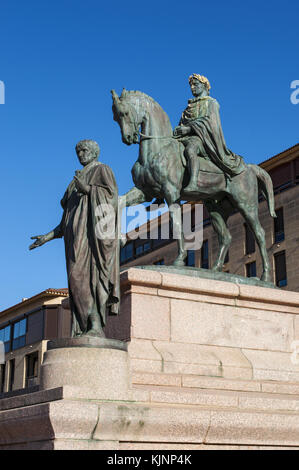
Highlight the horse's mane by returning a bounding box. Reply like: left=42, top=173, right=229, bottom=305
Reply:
left=120, top=89, right=172, bottom=133
left=121, top=89, right=163, bottom=113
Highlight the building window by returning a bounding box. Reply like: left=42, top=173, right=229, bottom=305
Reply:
left=0, top=363, right=5, bottom=393
left=25, top=352, right=39, bottom=388
left=154, top=259, right=164, bottom=265
left=245, top=224, right=255, bottom=254
left=135, top=245, right=143, bottom=256
left=246, top=261, right=257, bottom=278
left=8, top=359, right=15, bottom=392
left=201, top=240, right=209, bottom=269
left=186, top=250, right=195, bottom=267
left=12, top=318, right=27, bottom=350
left=274, top=208, right=285, bottom=243
left=135, top=241, right=152, bottom=257
left=120, top=242, right=134, bottom=264
left=0, top=325, right=11, bottom=353
left=274, top=251, right=287, bottom=287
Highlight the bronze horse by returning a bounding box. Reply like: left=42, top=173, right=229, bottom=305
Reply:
left=112, top=89, right=276, bottom=282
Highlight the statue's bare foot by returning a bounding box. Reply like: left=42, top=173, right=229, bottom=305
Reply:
left=83, top=328, right=106, bottom=338
left=84, top=313, right=105, bottom=337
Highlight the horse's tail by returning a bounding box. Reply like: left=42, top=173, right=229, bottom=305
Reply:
left=251, top=164, right=276, bottom=218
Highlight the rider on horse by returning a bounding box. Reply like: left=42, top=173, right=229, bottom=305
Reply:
left=173, top=73, right=245, bottom=192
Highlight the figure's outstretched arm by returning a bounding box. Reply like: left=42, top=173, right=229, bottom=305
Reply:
left=29, top=218, right=64, bottom=251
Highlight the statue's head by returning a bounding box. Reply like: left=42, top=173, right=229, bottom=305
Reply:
left=75, top=139, right=100, bottom=166
left=111, top=89, right=139, bottom=145
left=188, top=74, right=211, bottom=96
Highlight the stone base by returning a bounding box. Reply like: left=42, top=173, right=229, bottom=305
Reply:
left=47, top=336, right=127, bottom=351
left=1, top=268, right=299, bottom=449
left=1, top=383, right=299, bottom=449
left=39, top=345, right=130, bottom=401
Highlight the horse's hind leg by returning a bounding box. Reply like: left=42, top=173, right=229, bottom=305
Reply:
left=169, top=202, right=187, bottom=266
left=239, top=205, right=271, bottom=282
left=205, top=201, right=232, bottom=272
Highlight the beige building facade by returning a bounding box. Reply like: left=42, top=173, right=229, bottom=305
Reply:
left=0, top=289, right=70, bottom=395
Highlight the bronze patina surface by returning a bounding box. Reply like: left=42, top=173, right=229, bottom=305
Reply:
left=112, top=75, right=276, bottom=284
left=132, top=265, right=277, bottom=289
left=30, top=140, right=120, bottom=338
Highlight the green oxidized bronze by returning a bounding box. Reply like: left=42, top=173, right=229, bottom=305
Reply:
left=112, top=74, right=276, bottom=283
left=29, top=140, right=120, bottom=338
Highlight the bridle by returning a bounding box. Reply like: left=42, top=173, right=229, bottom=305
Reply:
left=122, top=101, right=174, bottom=143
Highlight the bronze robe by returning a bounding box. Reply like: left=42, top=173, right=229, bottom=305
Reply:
left=180, top=96, right=245, bottom=177
left=60, top=161, right=119, bottom=333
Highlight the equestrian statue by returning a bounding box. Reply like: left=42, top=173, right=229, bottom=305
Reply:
left=112, top=74, right=276, bottom=283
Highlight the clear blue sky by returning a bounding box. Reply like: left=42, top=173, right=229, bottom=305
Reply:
left=0, top=0, right=298, bottom=310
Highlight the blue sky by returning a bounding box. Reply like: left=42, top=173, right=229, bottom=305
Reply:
left=0, top=0, right=298, bottom=310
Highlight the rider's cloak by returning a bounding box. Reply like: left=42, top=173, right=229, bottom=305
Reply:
left=180, top=96, right=245, bottom=177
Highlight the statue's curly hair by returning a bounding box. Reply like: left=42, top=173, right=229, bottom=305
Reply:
left=75, top=139, right=100, bottom=158
left=189, top=74, right=211, bottom=94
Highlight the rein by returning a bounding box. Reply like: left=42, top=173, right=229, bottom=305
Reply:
left=139, top=132, right=174, bottom=141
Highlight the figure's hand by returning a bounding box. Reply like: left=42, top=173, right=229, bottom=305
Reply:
left=173, top=126, right=191, bottom=138
left=29, top=235, right=48, bottom=250
left=74, top=175, right=90, bottom=195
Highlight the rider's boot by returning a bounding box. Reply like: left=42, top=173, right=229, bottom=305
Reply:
left=184, top=156, right=201, bottom=192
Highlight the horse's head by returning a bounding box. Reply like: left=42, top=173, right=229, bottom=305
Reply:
left=111, top=89, right=140, bottom=145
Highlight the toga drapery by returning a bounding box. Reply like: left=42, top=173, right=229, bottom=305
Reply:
left=60, top=161, right=120, bottom=333
left=180, top=96, right=245, bottom=176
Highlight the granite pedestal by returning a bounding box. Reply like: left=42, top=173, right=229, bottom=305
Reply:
left=1, top=268, right=299, bottom=449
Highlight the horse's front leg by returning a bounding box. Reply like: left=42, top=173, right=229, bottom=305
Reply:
left=119, top=186, right=148, bottom=209
left=170, top=203, right=187, bottom=266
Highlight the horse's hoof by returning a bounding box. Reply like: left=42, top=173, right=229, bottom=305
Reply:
left=212, top=265, right=222, bottom=272
left=261, top=272, right=272, bottom=283
left=173, top=257, right=186, bottom=267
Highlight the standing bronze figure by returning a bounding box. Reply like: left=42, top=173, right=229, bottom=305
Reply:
left=29, top=140, right=120, bottom=337
left=112, top=74, right=276, bottom=283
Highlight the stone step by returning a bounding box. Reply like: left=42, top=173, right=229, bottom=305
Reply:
left=132, top=372, right=299, bottom=396
left=132, top=382, right=299, bottom=413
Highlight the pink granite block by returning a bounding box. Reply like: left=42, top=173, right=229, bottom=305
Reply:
left=131, top=294, right=170, bottom=341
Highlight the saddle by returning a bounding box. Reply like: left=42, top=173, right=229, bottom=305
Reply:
left=197, top=157, right=226, bottom=189
left=198, top=157, right=224, bottom=175
left=178, top=141, right=226, bottom=190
